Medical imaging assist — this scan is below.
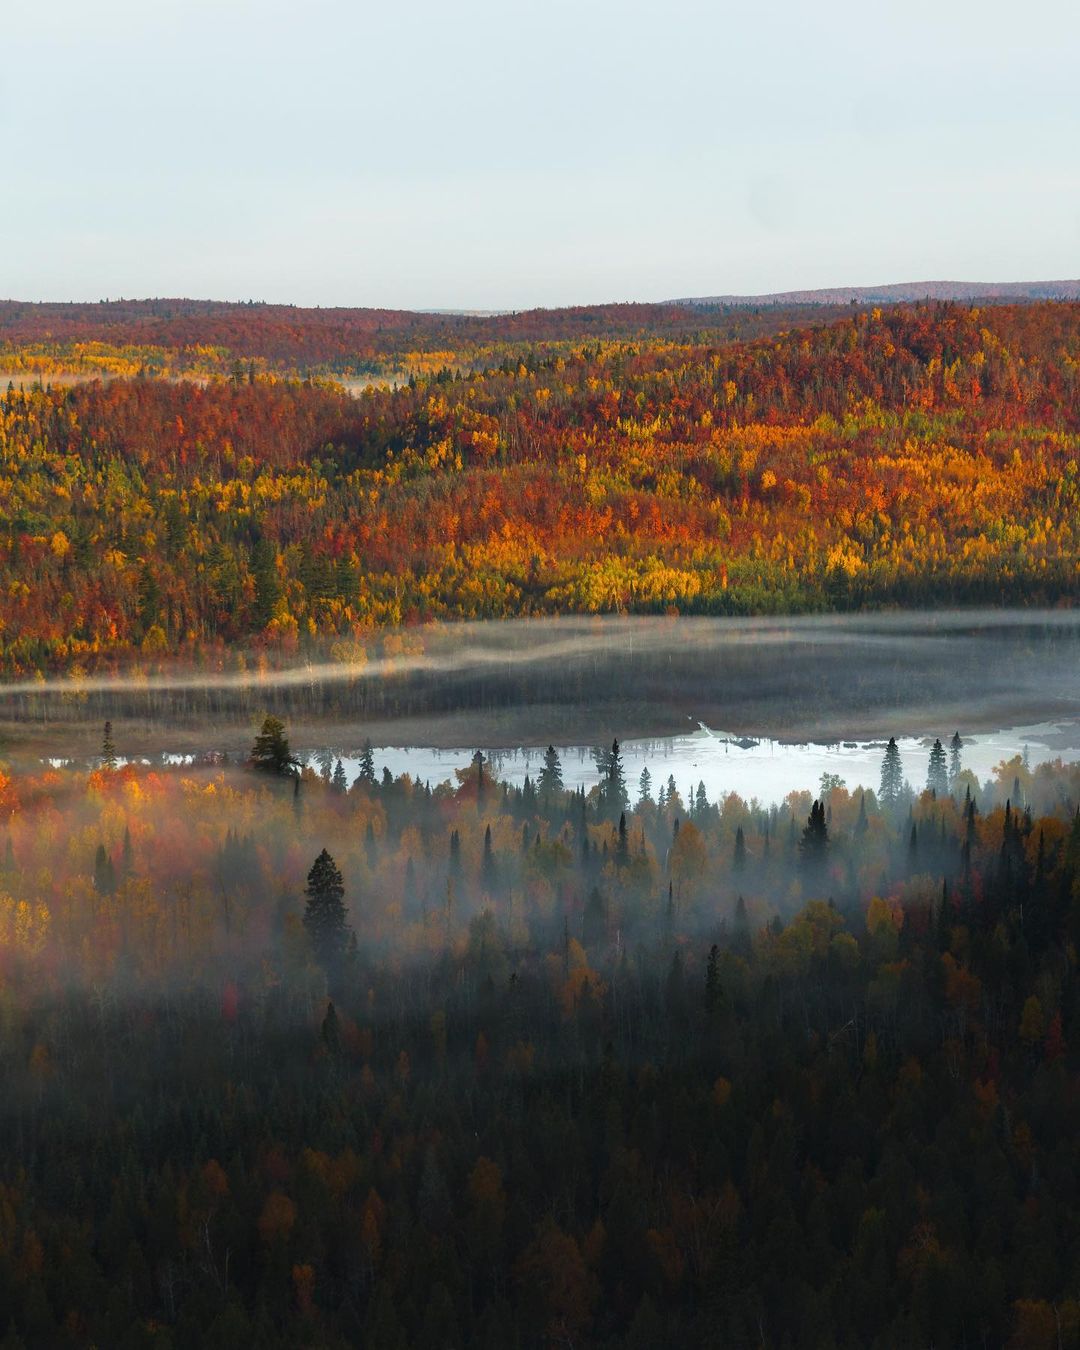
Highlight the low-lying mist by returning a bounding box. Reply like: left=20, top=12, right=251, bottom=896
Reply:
left=2, top=609, right=1077, bottom=759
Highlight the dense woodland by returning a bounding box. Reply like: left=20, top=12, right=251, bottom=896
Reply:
left=0, top=298, right=850, bottom=381
left=0, top=302, right=1077, bottom=675
left=0, top=724, right=1078, bottom=1347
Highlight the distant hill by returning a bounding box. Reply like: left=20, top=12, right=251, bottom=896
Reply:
left=676, top=280, right=1080, bottom=307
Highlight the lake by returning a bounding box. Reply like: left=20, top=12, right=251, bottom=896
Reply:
left=295, top=717, right=1078, bottom=807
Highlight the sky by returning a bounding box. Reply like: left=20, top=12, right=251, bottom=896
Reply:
left=3, top=0, right=1079, bottom=310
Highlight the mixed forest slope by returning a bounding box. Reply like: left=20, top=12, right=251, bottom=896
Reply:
left=0, top=302, right=1077, bottom=674
left=0, top=297, right=845, bottom=380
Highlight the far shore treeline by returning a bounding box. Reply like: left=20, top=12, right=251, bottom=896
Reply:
left=0, top=301, right=1076, bottom=678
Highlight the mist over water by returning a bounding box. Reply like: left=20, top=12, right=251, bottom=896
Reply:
left=7, top=609, right=1078, bottom=759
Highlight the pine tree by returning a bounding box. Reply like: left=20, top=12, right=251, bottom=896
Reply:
left=303, top=849, right=349, bottom=970
left=250, top=716, right=299, bottom=776
left=879, top=737, right=903, bottom=808
left=927, top=738, right=949, bottom=797
left=331, top=759, right=348, bottom=794
left=637, top=765, right=653, bottom=805
left=101, top=721, right=117, bottom=771
left=733, top=826, right=746, bottom=873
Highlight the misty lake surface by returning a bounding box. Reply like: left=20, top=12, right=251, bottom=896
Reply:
left=26, top=610, right=1080, bottom=803
left=304, top=719, right=1079, bottom=807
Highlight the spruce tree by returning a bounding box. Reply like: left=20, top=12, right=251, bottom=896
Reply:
left=356, top=739, right=376, bottom=788
left=481, top=825, right=497, bottom=894
left=93, top=843, right=116, bottom=896
left=303, top=849, right=349, bottom=970
left=616, top=811, right=629, bottom=865
left=251, top=538, right=280, bottom=628
left=949, top=731, right=963, bottom=787
left=331, top=759, right=348, bottom=795
left=800, top=800, right=829, bottom=889
left=879, top=737, right=903, bottom=808
left=595, top=739, right=629, bottom=820
left=101, top=721, right=118, bottom=771
left=637, top=765, right=653, bottom=805
left=927, top=738, right=949, bottom=797
left=472, top=750, right=487, bottom=810
left=537, top=745, right=563, bottom=805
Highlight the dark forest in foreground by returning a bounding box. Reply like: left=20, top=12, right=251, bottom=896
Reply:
left=0, top=724, right=1078, bottom=1348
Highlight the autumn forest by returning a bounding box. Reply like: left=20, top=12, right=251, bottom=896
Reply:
left=0, top=300, right=1076, bottom=676
left=0, top=295, right=1078, bottom=1349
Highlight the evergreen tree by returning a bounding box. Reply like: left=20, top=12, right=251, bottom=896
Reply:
left=595, top=739, right=629, bottom=819
left=879, top=737, right=903, bottom=808
left=584, top=885, right=607, bottom=948
left=93, top=843, right=116, bottom=896
left=321, top=1000, right=340, bottom=1056
left=637, top=765, right=653, bottom=805
left=616, top=811, right=629, bottom=865
left=800, top=800, right=829, bottom=889
left=303, top=849, right=349, bottom=970
left=331, top=758, right=348, bottom=794
left=949, top=731, right=963, bottom=786
left=472, top=750, right=487, bottom=809
left=101, top=721, right=117, bottom=771
left=365, top=820, right=379, bottom=868
left=251, top=538, right=280, bottom=628
left=927, top=738, right=949, bottom=797
left=733, top=826, right=746, bottom=873
left=356, top=739, right=376, bottom=788
left=481, top=825, right=497, bottom=894
left=448, top=829, right=462, bottom=879
left=250, top=715, right=300, bottom=776
left=537, top=745, right=563, bottom=804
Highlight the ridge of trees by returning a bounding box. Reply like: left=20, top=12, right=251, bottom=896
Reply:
left=0, top=302, right=1077, bottom=675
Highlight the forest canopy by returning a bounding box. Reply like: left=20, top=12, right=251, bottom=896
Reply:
left=0, top=300, right=1077, bottom=675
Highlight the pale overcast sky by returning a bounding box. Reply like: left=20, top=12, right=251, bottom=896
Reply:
left=3, top=0, right=1078, bottom=309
